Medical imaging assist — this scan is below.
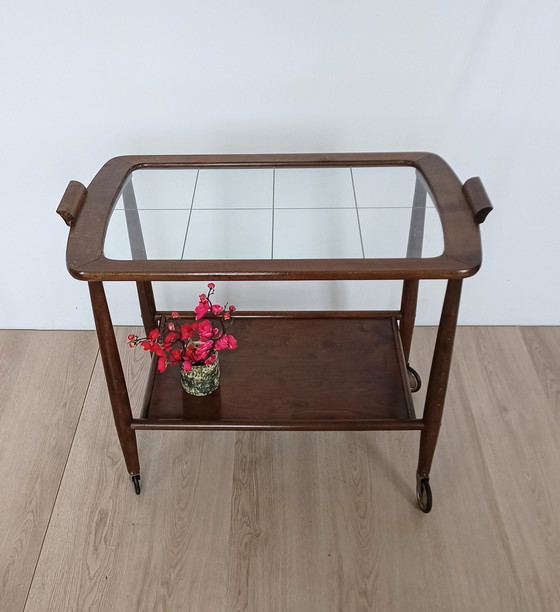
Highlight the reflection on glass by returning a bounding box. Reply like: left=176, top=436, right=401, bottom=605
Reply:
left=103, top=166, right=443, bottom=261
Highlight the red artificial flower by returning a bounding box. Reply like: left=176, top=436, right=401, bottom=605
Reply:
left=215, top=334, right=237, bottom=350
left=141, top=341, right=165, bottom=357
left=163, top=331, right=180, bottom=349
left=193, top=340, right=214, bottom=362
left=129, top=283, right=237, bottom=373
left=194, top=298, right=210, bottom=320
left=169, top=349, right=183, bottom=365
left=228, top=335, right=238, bottom=349
left=180, top=323, right=193, bottom=340
left=140, top=329, right=162, bottom=353
left=196, top=319, right=213, bottom=340
left=141, top=329, right=166, bottom=356
left=185, top=343, right=197, bottom=361
left=195, top=350, right=208, bottom=363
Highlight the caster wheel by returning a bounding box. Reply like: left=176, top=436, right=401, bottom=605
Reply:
left=407, top=365, right=422, bottom=393
left=131, top=474, right=141, bottom=495
left=416, top=477, right=432, bottom=513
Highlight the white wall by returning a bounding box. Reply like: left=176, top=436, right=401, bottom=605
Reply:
left=1, top=0, right=558, bottom=329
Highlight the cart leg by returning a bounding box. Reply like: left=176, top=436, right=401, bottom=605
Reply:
left=402, top=173, right=427, bottom=392
left=416, top=279, right=462, bottom=512
left=122, top=176, right=158, bottom=337
left=137, top=281, right=158, bottom=335
left=400, top=279, right=418, bottom=362
left=89, top=282, right=141, bottom=490
left=401, top=280, right=422, bottom=392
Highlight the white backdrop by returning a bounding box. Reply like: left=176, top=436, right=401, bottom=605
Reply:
left=1, top=0, right=558, bottom=329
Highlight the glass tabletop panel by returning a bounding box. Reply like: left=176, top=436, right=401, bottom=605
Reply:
left=193, top=168, right=273, bottom=209
left=103, top=167, right=443, bottom=260
left=273, top=209, right=363, bottom=258
left=114, top=169, right=198, bottom=210
left=274, top=167, right=356, bottom=208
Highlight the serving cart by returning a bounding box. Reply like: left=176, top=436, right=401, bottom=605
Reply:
left=57, top=152, right=492, bottom=512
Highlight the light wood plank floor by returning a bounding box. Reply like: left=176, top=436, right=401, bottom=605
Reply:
left=1, top=327, right=559, bottom=611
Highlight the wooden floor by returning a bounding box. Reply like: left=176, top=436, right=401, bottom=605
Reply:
left=1, top=327, right=559, bottom=611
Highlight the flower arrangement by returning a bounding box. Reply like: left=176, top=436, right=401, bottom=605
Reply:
left=128, top=283, right=237, bottom=373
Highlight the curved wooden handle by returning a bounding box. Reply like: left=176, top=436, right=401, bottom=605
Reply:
left=462, top=177, right=493, bottom=224
left=56, top=180, right=87, bottom=226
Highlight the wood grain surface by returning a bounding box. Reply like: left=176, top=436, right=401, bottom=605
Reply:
left=0, top=331, right=98, bottom=612
left=1, top=327, right=559, bottom=611
left=520, top=327, right=560, bottom=421
left=145, top=316, right=413, bottom=425
left=451, top=327, right=560, bottom=611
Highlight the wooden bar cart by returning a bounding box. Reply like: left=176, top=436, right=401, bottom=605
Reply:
left=57, top=152, right=492, bottom=512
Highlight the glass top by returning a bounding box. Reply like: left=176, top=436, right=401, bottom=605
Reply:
left=104, top=166, right=443, bottom=261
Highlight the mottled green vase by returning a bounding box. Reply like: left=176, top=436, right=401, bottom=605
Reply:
left=180, top=357, right=220, bottom=396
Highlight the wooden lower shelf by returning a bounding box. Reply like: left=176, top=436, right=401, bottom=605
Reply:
left=132, top=314, right=421, bottom=431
